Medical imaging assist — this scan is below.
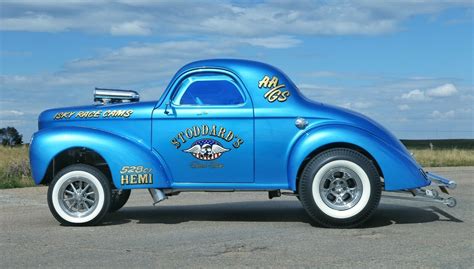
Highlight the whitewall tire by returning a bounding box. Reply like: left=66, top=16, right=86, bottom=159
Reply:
left=47, top=164, right=111, bottom=226
left=299, top=148, right=381, bottom=228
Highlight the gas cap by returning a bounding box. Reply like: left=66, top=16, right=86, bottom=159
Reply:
left=295, top=117, right=308, bottom=129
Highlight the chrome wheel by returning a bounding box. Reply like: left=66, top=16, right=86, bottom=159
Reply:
left=319, top=167, right=363, bottom=211
left=58, top=177, right=99, bottom=218
left=49, top=165, right=110, bottom=225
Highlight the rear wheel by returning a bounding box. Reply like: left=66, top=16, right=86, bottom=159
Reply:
left=47, top=164, right=111, bottom=226
left=299, top=148, right=381, bottom=228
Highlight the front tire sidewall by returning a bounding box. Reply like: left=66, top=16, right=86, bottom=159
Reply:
left=48, top=165, right=111, bottom=225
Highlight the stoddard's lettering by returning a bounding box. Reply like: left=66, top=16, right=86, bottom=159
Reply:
left=170, top=124, right=244, bottom=149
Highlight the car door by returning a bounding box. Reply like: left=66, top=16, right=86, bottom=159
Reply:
left=152, top=71, right=254, bottom=184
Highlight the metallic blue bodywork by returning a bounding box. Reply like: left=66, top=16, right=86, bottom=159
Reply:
left=30, top=59, right=431, bottom=192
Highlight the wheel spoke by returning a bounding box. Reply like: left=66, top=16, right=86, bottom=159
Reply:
left=67, top=200, right=76, bottom=209
left=84, top=197, right=95, bottom=204
left=82, top=183, right=90, bottom=193
left=69, top=183, right=78, bottom=193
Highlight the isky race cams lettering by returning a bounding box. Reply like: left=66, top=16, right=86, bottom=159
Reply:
left=53, top=109, right=133, bottom=120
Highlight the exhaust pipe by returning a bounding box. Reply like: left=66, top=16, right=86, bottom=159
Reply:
left=148, top=189, right=167, bottom=205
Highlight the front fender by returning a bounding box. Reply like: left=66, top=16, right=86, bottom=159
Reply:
left=29, top=126, right=170, bottom=189
left=287, top=124, right=430, bottom=191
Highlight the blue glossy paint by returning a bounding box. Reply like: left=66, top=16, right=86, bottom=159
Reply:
left=30, top=59, right=432, bottom=191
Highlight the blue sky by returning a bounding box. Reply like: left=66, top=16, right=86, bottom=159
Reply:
left=0, top=1, right=473, bottom=141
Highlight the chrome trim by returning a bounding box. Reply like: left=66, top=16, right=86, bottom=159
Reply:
left=94, top=88, right=139, bottom=104
left=425, top=171, right=457, bottom=189
left=148, top=188, right=167, bottom=205
left=383, top=170, right=457, bottom=208
left=295, top=117, right=308, bottom=129
left=384, top=188, right=457, bottom=208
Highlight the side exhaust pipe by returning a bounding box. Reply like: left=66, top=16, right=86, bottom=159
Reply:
left=148, top=189, right=167, bottom=205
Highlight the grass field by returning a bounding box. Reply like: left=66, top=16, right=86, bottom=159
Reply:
left=0, top=140, right=473, bottom=189
left=0, top=146, right=35, bottom=189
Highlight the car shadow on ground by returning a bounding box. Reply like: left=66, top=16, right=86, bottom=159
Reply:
left=102, top=200, right=463, bottom=228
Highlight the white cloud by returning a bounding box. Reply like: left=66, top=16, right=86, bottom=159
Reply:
left=0, top=1, right=471, bottom=36
left=401, top=89, right=429, bottom=101
left=240, top=35, right=301, bottom=49
left=0, top=110, right=25, bottom=117
left=398, top=104, right=410, bottom=111
left=431, top=110, right=455, bottom=119
left=110, top=21, right=151, bottom=36
left=0, top=13, right=67, bottom=32
left=426, top=83, right=458, bottom=97
left=342, top=102, right=373, bottom=110
left=400, top=83, right=458, bottom=101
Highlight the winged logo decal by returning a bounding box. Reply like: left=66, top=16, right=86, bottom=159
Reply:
left=183, top=139, right=230, bottom=160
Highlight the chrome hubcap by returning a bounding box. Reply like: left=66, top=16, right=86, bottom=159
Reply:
left=319, top=166, right=363, bottom=210
left=58, top=177, right=98, bottom=218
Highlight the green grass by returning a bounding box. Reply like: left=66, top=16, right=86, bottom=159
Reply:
left=409, top=148, right=474, bottom=167
left=0, top=146, right=35, bottom=189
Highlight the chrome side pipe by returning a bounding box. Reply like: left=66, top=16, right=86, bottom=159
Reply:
left=148, top=189, right=167, bottom=205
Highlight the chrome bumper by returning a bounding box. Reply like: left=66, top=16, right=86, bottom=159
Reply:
left=383, top=171, right=457, bottom=208
left=426, top=171, right=457, bottom=190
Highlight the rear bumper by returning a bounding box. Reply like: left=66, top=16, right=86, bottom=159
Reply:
left=384, top=170, right=457, bottom=208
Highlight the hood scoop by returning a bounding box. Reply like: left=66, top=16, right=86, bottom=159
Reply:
left=94, top=88, right=140, bottom=105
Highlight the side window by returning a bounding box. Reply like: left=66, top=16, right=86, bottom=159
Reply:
left=176, top=76, right=245, bottom=106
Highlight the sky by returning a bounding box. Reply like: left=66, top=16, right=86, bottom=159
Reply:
left=0, top=0, right=473, bottom=141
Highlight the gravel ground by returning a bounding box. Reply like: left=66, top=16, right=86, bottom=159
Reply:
left=0, top=167, right=473, bottom=268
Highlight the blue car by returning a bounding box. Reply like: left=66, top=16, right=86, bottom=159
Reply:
left=29, top=59, right=457, bottom=227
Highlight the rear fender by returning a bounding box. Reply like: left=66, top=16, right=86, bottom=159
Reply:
left=288, top=124, right=430, bottom=191
left=29, top=126, right=170, bottom=189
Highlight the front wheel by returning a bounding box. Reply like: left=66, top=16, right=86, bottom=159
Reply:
left=109, top=189, right=131, bottom=212
left=47, top=164, right=111, bottom=226
left=299, top=148, right=382, bottom=228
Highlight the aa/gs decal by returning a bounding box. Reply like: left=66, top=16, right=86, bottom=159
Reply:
left=258, top=75, right=290, bottom=102
left=171, top=124, right=244, bottom=161
left=120, top=165, right=153, bottom=185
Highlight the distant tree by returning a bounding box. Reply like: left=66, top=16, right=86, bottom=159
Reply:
left=0, top=127, right=23, bottom=146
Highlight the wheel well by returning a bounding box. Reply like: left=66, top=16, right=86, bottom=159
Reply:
left=41, top=147, right=112, bottom=185
left=295, top=143, right=384, bottom=192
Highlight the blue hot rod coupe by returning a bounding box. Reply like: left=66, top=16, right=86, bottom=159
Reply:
left=29, top=59, right=457, bottom=227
